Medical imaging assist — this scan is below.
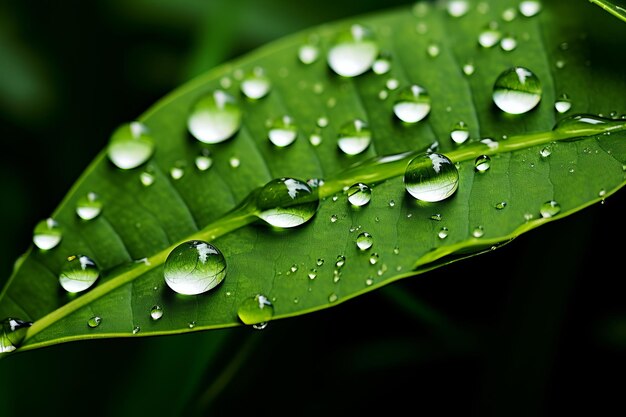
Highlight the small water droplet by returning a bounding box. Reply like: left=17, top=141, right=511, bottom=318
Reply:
left=59, top=254, right=100, bottom=293
left=140, top=170, right=155, bottom=186
left=450, top=121, right=470, bottom=144
left=237, top=294, right=274, bottom=327
left=540, top=200, right=561, bottom=218
left=290, top=264, right=298, bottom=273
left=500, top=35, right=517, bottom=52
left=195, top=150, right=213, bottom=171
left=150, top=305, right=163, bottom=321
left=298, top=41, right=320, bottom=65
left=519, top=0, right=541, bottom=17
left=493, top=66, right=542, bottom=114
left=404, top=152, right=459, bottom=202
left=229, top=156, right=240, bottom=168
left=555, top=94, right=572, bottom=114
left=540, top=146, right=552, bottom=157
left=241, top=67, right=271, bottom=100
left=0, top=318, right=32, bottom=353
left=356, top=232, right=373, bottom=250
left=164, top=240, right=227, bottom=295
left=76, top=192, right=103, bottom=220
left=369, top=253, right=379, bottom=265
left=472, top=225, right=485, bottom=238
left=365, top=277, right=374, bottom=286
left=447, top=0, right=469, bottom=17
left=430, top=213, right=442, bottom=221
left=308, top=268, right=317, bottom=279
left=267, top=115, right=298, bottom=147
left=502, top=7, right=517, bottom=21
left=188, top=90, right=242, bottom=144
left=478, top=22, right=502, bottom=48
left=438, top=227, right=449, bottom=239
left=426, top=42, right=440, bottom=57
left=393, top=84, right=431, bottom=124
left=256, top=177, right=319, bottom=228
left=327, top=24, right=378, bottom=77
left=132, top=326, right=140, bottom=334
left=316, top=117, right=329, bottom=128
left=372, top=53, right=392, bottom=74
left=316, top=258, right=325, bottom=267
left=188, top=321, right=196, bottom=329
left=33, top=217, right=62, bottom=250
left=495, top=201, right=507, bottom=210
left=328, top=293, right=338, bottom=303
left=337, top=119, right=372, bottom=155
left=107, top=121, right=155, bottom=170
left=330, top=214, right=338, bottom=223
left=463, top=62, right=475, bottom=76
left=475, top=155, right=491, bottom=172
left=335, top=255, right=346, bottom=268
left=170, top=161, right=186, bottom=180
left=388, top=199, right=396, bottom=207
left=88, top=316, right=101, bottom=328
left=309, top=132, right=322, bottom=147
left=347, top=183, right=372, bottom=207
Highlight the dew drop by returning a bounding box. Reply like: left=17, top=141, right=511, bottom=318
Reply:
left=256, top=177, right=319, bottom=228
left=540, top=146, right=552, bottom=157
left=187, top=90, right=242, bottom=144
left=59, top=255, right=100, bottom=293
left=554, top=94, right=572, bottom=114
left=404, top=152, right=459, bottom=202
left=472, top=225, right=485, bottom=238
left=463, top=62, right=475, bottom=76
left=492, top=66, right=542, bottom=114
left=438, top=227, right=449, bottom=239
left=356, top=232, right=373, bottom=250
left=426, top=43, right=440, bottom=58
left=450, top=121, right=470, bottom=144
left=478, top=23, right=502, bottom=48
left=241, top=67, right=271, bottom=100
left=519, top=0, right=542, bottom=17
left=372, top=54, right=391, bottom=74
left=195, top=150, right=213, bottom=171
left=552, top=114, right=625, bottom=136
left=369, top=253, right=379, bottom=265
left=140, top=170, right=155, bottom=187
left=88, top=316, right=101, bottom=328
left=76, top=192, right=103, bottom=220
left=502, top=7, right=518, bottom=21
left=393, top=84, right=431, bottom=124
left=335, top=255, right=346, bottom=268
left=133, top=326, right=140, bottom=334
left=170, top=161, right=186, bottom=180
left=308, top=269, right=317, bottom=279
left=150, top=305, right=163, bottom=320
left=267, top=115, right=298, bottom=147
left=163, top=240, right=227, bottom=295
left=328, top=293, right=338, bottom=303
left=309, top=132, right=322, bottom=146
left=229, top=156, right=240, bottom=168
left=540, top=200, right=561, bottom=218
left=495, top=201, right=507, bottom=210
left=500, top=35, right=517, bottom=52
left=474, top=155, right=491, bottom=172
left=298, top=43, right=320, bottom=64
left=347, top=183, right=372, bottom=207
left=337, top=119, right=372, bottom=155
left=330, top=214, right=338, bottom=223
left=316, top=258, right=325, bottom=267
left=0, top=318, right=32, bottom=353
left=327, top=24, right=378, bottom=77
left=33, top=217, right=62, bottom=250
left=447, top=0, right=469, bottom=17
left=107, top=121, right=155, bottom=170
left=237, top=294, right=274, bottom=327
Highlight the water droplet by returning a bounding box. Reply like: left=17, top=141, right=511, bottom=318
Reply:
left=404, top=152, right=459, bottom=202
left=241, top=67, right=271, bottom=100
left=256, top=177, right=319, bottom=228
left=298, top=43, right=320, bottom=64
left=388, top=199, right=396, bottom=207
left=438, top=227, right=449, bottom=239
left=188, top=321, right=196, bottom=329
left=502, top=7, right=518, bottom=21
left=164, top=240, right=227, bottom=295
left=316, top=258, right=324, bottom=267
left=426, top=43, right=440, bottom=58
left=267, top=115, right=298, bottom=147
left=327, top=24, right=378, bottom=77
left=500, top=35, right=517, bottom=51
left=140, top=170, right=155, bottom=186
left=478, top=23, right=502, bottom=48
left=475, top=155, right=491, bottom=172
left=540, top=200, right=561, bottom=218
left=431, top=213, right=442, bottom=221
left=237, top=294, right=274, bottom=327
left=229, top=156, right=240, bottom=168
left=33, top=217, right=62, bottom=250
left=337, top=119, right=372, bottom=155
left=386, top=78, right=399, bottom=90
left=195, top=150, right=213, bottom=171
left=316, top=117, right=329, bottom=128
left=472, top=225, right=485, bottom=238
left=308, top=268, right=317, bottom=279
left=347, top=183, right=372, bottom=206
left=450, top=121, right=470, bottom=144
left=519, top=0, right=541, bottom=17
left=59, top=255, right=100, bottom=293
left=0, top=318, right=32, bottom=353
left=187, top=90, right=242, bottom=144
left=290, top=264, right=298, bottom=273
left=372, top=53, right=391, bottom=74
left=330, top=214, right=338, bottom=223
left=493, top=66, right=542, bottom=114
left=309, top=132, right=322, bottom=147
left=132, top=326, right=140, bottom=334
left=447, top=0, right=469, bottom=17
left=495, top=201, right=507, bottom=210
left=540, top=146, right=552, bottom=157
left=552, top=114, right=625, bottom=136
left=356, top=232, right=373, bottom=250
left=150, top=305, right=163, bottom=320
left=88, top=316, right=101, bottom=328
left=328, top=293, right=338, bottom=303
left=170, top=161, right=186, bottom=180
left=76, top=192, right=103, bottom=220
left=393, top=84, right=431, bottom=124
left=463, top=62, right=475, bottom=76
left=369, top=253, right=379, bottom=265
left=555, top=94, right=572, bottom=114
left=107, top=121, right=155, bottom=170
left=335, top=255, right=346, bottom=268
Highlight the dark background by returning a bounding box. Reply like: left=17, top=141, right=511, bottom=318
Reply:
left=0, top=1, right=625, bottom=416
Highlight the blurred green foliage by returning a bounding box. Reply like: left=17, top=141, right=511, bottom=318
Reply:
left=0, top=1, right=625, bottom=416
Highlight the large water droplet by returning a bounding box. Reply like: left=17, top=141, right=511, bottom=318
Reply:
left=540, top=200, right=561, bottom=218
left=492, top=67, right=542, bottom=114
left=107, top=121, right=155, bottom=170
left=59, top=255, right=100, bottom=293
left=552, top=114, right=626, bottom=137
left=267, top=116, right=298, bottom=147
left=356, top=232, right=373, bottom=250
left=164, top=240, right=226, bottom=295
left=393, top=84, right=431, bottom=124
left=76, top=192, right=103, bottom=220
left=327, top=24, right=378, bottom=77
left=404, top=153, right=459, bottom=202
left=347, top=182, right=372, bottom=207
left=33, top=217, right=62, bottom=250
left=256, top=178, right=319, bottom=228
left=187, top=90, right=242, bottom=144
left=237, top=294, right=274, bottom=328
left=0, top=318, right=32, bottom=353
left=337, top=119, right=372, bottom=155
left=241, top=67, right=271, bottom=100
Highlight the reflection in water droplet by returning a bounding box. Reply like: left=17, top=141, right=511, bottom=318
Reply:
left=237, top=294, right=274, bottom=328
left=150, top=305, right=163, bottom=320
left=188, top=90, right=242, bottom=144
left=299, top=43, right=320, bottom=65
left=164, top=240, right=227, bottom=295
left=450, top=121, right=470, bottom=144
left=540, top=200, right=561, bottom=218
left=241, top=67, right=271, bottom=100
left=59, top=255, right=100, bottom=293
left=256, top=177, right=319, bottom=228
left=76, top=192, right=103, bottom=220
left=0, top=318, right=32, bottom=353
left=107, top=121, right=155, bottom=170
left=337, top=119, right=372, bottom=155
left=356, top=232, right=373, bottom=250
left=393, top=84, right=431, bottom=124
left=404, top=153, right=459, bottom=202
left=519, top=0, right=541, bottom=17
left=88, top=316, right=101, bottom=328
left=267, top=116, right=298, bottom=147
left=33, top=218, right=62, bottom=250
left=347, top=183, right=372, bottom=207
left=475, top=155, right=491, bottom=172
left=327, top=24, right=378, bottom=77
left=493, top=67, right=542, bottom=114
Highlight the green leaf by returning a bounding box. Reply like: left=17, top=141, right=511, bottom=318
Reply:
left=589, top=0, right=626, bottom=22
left=2, top=0, right=626, bottom=355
